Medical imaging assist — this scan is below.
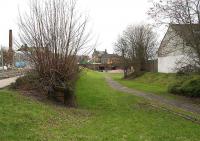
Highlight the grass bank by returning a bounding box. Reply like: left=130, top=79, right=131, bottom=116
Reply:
left=109, top=72, right=200, bottom=97
left=1, top=71, right=200, bottom=140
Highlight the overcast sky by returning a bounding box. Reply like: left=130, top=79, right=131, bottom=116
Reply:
left=0, top=0, right=163, bottom=53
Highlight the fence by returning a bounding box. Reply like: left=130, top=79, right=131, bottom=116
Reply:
left=145, top=59, right=158, bottom=72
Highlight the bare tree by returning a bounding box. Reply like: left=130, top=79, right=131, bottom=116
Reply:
left=114, top=36, right=130, bottom=77
left=18, top=0, right=91, bottom=106
left=114, top=24, right=157, bottom=78
left=148, top=0, right=200, bottom=73
left=0, top=49, right=11, bottom=68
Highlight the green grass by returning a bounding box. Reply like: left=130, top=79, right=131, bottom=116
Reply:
left=1, top=71, right=200, bottom=140
left=108, top=72, right=200, bottom=97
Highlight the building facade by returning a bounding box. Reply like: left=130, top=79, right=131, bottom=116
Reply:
left=91, top=49, right=121, bottom=70
left=158, top=24, right=197, bottom=73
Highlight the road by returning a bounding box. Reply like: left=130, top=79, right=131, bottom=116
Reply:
left=0, top=76, right=19, bottom=89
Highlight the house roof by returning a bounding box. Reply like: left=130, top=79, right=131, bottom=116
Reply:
left=170, top=24, right=200, bottom=40
left=93, top=50, right=106, bottom=56
left=170, top=24, right=200, bottom=32
left=158, top=24, right=200, bottom=57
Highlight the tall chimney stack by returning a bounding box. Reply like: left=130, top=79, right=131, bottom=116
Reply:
left=8, top=29, right=14, bottom=67
left=9, top=29, right=13, bottom=51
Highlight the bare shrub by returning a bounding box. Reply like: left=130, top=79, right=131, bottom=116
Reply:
left=17, top=0, right=91, bottom=106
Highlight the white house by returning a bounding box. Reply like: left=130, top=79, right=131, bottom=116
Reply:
left=158, top=24, right=199, bottom=73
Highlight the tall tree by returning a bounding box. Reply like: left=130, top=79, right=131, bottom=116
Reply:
left=114, top=24, right=157, bottom=78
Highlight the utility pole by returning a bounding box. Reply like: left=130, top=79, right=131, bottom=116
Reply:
left=1, top=46, right=4, bottom=73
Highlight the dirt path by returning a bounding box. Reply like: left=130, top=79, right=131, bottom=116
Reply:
left=0, top=77, right=19, bottom=89
left=105, top=76, right=200, bottom=115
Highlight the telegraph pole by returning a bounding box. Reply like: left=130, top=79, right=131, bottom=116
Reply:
left=1, top=46, right=4, bottom=73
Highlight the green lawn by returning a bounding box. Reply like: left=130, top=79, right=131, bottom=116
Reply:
left=1, top=71, right=200, bottom=141
left=108, top=72, right=199, bottom=97
left=108, top=72, right=170, bottom=95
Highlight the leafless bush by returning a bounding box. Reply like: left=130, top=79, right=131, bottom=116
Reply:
left=18, top=0, right=92, bottom=105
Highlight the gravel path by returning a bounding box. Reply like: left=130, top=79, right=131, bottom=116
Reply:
left=0, top=77, right=19, bottom=89
left=105, top=76, right=200, bottom=115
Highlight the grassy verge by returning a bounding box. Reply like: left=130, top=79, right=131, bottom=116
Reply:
left=1, top=71, right=200, bottom=141
left=108, top=72, right=196, bottom=97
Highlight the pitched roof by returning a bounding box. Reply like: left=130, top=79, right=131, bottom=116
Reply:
left=92, top=49, right=107, bottom=57
left=170, top=24, right=200, bottom=42
left=170, top=24, right=200, bottom=31
left=158, top=24, right=200, bottom=57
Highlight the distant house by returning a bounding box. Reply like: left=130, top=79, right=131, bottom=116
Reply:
left=158, top=24, right=200, bottom=73
left=91, top=49, right=121, bottom=70
left=101, top=54, right=119, bottom=65
left=92, top=49, right=108, bottom=63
